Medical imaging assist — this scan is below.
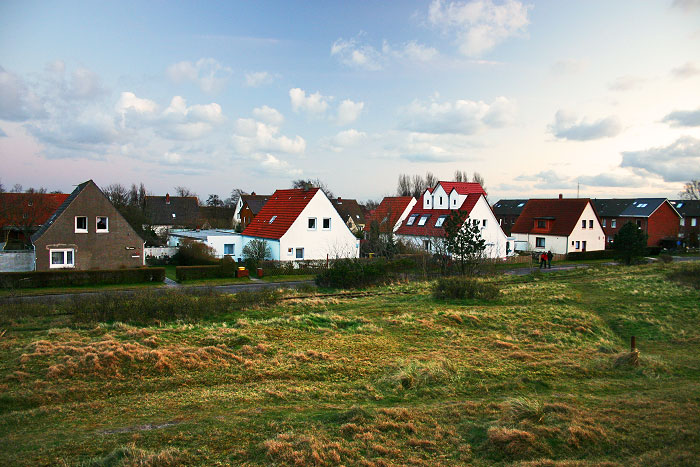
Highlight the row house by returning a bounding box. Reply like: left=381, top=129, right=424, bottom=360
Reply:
left=491, top=199, right=528, bottom=236
left=233, top=193, right=270, bottom=228
left=511, top=196, right=605, bottom=254
left=670, top=200, right=700, bottom=247
left=1, top=192, right=69, bottom=248
left=395, top=181, right=512, bottom=258
left=592, top=198, right=680, bottom=248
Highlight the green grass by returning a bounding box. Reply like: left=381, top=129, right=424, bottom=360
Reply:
left=0, top=262, right=698, bottom=466
left=259, top=274, right=316, bottom=282
left=0, top=281, right=164, bottom=298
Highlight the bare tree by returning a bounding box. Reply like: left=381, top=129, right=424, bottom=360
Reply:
left=291, top=179, right=334, bottom=198
left=362, top=199, right=380, bottom=211
left=425, top=171, right=437, bottom=189
left=680, top=180, right=700, bottom=200
left=104, top=183, right=130, bottom=208
left=11, top=184, right=22, bottom=193
left=128, top=183, right=148, bottom=209
left=174, top=186, right=197, bottom=198
left=0, top=179, right=4, bottom=193
left=454, top=170, right=468, bottom=182
left=206, top=194, right=224, bottom=207
left=226, top=188, right=248, bottom=207
left=397, top=174, right=412, bottom=196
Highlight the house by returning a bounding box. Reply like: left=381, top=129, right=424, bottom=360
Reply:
left=330, top=197, right=366, bottom=234
left=1, top=192, right=69, bottom=248
left=511, top=196, right=605, bottom=254
left=31, top=180, right=145, bottom=271
left=491, top=199, right=528, bottom=235
left=144, top=193, right=200, bottom=235
left=592, top=198, right=680, bottom=248
left=167, top=229, right=243, bottom=261
left=233, top=193, right=270, bottom=227
left=363, top=196, right=416, bottom=234
left=670, top=200, right=700, bottom=248
left=199, top=206, right=236, bottom=229
left=241, top=188, right=359, bottom=261
left=395, top=181, right=511, bottom=258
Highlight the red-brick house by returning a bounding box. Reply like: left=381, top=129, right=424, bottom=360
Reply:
left=31, top=180, right=145, bottom=271
left=670, top=200, right=700, bottom=248
left=1, top=192, right=69, bottom=248
left=239, top=194, right=270, bottom=229
left=363, top=196, right=416, bottom=234
left=592, top=198, right=680, bottom=248
left=491, top=199, right=528, bottom=236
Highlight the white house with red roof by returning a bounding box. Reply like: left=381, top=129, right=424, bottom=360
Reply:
left=363, top=196, right=417, bottom=234
left=241, top=188, right=359, bottom=261
left=395, top=181, right=512, bottom=258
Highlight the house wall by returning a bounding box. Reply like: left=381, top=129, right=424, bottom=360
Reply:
left=432, top=185, right=449, bottom=209
left=647, top=203, right=680, bottom=246
left=279, top=191, right=359, bottom=261
left=512, top=233, right=570, bottom=254
left=206, top=234, right=244, bottom=260
left=34, top=183, right=144, bottom=271
left=240, top=236, right=281, bottom=261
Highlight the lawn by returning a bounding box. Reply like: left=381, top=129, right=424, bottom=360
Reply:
left=0, top=262, right=698, bottom=466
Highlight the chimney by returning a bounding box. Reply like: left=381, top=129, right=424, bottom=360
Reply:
left=558, top=194, right=563, bottom=200
left=165, top=193, right=170, bottom=204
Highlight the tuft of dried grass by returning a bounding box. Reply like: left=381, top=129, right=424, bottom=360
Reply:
left=494, top=340, right=518, bottom=350
left=262, top=431, right=345, bottom=466
left=487, top=426, right=542, bottom=458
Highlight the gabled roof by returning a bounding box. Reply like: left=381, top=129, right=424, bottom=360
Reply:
left=363, top=196, right=415, bottom=233
left=144, top=195, right=200, bottom=226
left=0, top=192, right=69, bottom=229
left=435, top=181, right=487, bottom=196
left=670, top=199, right=700, bottom=217
left=240, top=194, right=270, bottom=215
left=31, top=181, right=91, bottom=242
left=591, top=199, right=634, bottom=217
left=592, top=198, right=679, bottom=218
left=492, top=199, right=529, bottom=216
left=241, top=188, right=319, bottom=240
left=396, top=193, right=483, bottom=237
left=511, top=198, right=593, bottom=236
left=331, top=198, right=365, bottom=225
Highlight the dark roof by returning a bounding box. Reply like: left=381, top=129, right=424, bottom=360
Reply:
left=241, top=194, right=270, bottom=215
left=396, top=193, right=482, bottom=237
left=670, top=200, right=700, bottom=217
left=492, top=199, right=529, bottom=216
left=364, top=196, right=415, bottom=233
left=31, top=181, right=90, bottom=242
left=591, top=199, right=634, bottom=217
left=331, top=198, right=365, bottom=225
left=0, top=192, right=69, bottom=229
left=512, top=198, right=593, bottom=236
left=144, top=195, right=200, bottom=226
left=199, top=206, right=235, bottom=226
left=592, top=198, right=679, bottom=218
left=241, top=188, right=319, bottom=240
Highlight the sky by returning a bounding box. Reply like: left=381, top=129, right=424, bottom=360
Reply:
left=1, top=0, right=699, bottom=203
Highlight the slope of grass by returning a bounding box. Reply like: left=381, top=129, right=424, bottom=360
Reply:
left=0, top=263, right=698, bottom=465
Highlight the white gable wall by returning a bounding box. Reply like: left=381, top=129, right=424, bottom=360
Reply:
left=467, top=196, right=510, bottom=258
left=280, top=191, right=359, bottom=261
left=432, top=185, right=449, bottom=209
left=422, top=190, right=432, bottom=209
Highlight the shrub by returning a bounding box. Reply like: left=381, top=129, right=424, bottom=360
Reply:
left=0, top=268, right=165, bottom=289
left=659, top=253, right=673, bottom=263
left=315, top=259, right=388, bottom=288
left=172, top=239, right=218, bottom=266
left=565, top=250, right=616, bottom=261
left=432, top=276, right=500, bottom=300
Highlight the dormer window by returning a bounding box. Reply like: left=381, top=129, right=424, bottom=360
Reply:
left=418, top=215, right=430, bottom=226
left=637, top=203, right=648, bottom=208
left=406, top=214, right=419, bottom=226
left=537, top=220, right=546, bottom=229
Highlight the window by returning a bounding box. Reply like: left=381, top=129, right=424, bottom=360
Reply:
left=589, top=220, right=593, bottom=228
left=692, top=218, right=698, bottom=227
left=602, top=219, right=607, bottom=227
left=537, top=220, right=546, bottom=229
left=295, top=248, right=304, bottom=259
left=322, top=218, right=331, bottom=230
left=637, top=220, right=642, bottom=227
left=453, top=199, right=456, bottom=205
left=607, top=236, right=613, bottom=243
left=473, top=219, right=479, bottom=226
left=422, top=239, right=432, bottom=251
left=536, top=237, right=545, bottom=248
left=439, top=196, right=443, bottom=204
left=269, top=215, right=277, bottom=223
left=287, top=247, right=293, bottom=256
left=172, top=213, right=176, bottom=218
left=96, top=216, right=108, bottom=232
left=581, top=220, right=586, bottom=229
left=611, top=219, right=617, bottom=228
left=406, top=214, right=418, bottom=226
left=418, top=215, right=430, bottom=226
left=435, top=215, right=447, bottom=227
left=224, top=244, right=234, bottom=255
left=637, top=203, right=648, bottom=208
left=308, top=218, right=317, bottom=230
left=680, top=218, right=685, bottom=226
left=75, top=216, right=87, bottom=233
left=677, top=202, right=684, bottom=208
left=575, top=241, right=580, bottom=249
left=426, top=198, right=430, bottom=205
left=517, top=202, right=525, bottom=207
left=482, top=219, right=487, bottom=227
left=50, top=249, right=74, bottom=269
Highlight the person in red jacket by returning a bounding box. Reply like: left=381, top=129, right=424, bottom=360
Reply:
left=539, top=252, right=547, bottom=269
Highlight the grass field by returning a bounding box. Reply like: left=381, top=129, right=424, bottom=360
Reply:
left=0, top=262, right=698, bottom=466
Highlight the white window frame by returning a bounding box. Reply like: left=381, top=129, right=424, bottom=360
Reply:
left=611, top=219, right=617, bottom=228
left=308, top=217, right=317, bottom=230
left=50, top=248, right=75, bottom=269
left=680, top=218, right=685, bottom=226
left=692, top=218, right=698, bottom=227
left=96, top=216, right=109, bottom=233
left=322, top=218, right=331, bottom=230
left=418, top=215, right=430, bottom=226
left=223, top=244, right=235, bottom=255
left=406, top=214, right=418, bottom=226
left=295, top=247, right=304, bottom=259
left=536, top=237, right=545, bottom=248
left=575, top=241, right=580, bottom=249
left=581, top=220, right=586, bottom=229
left=75, top=216, right=88, bottom=233
left=589, top=220, right=593, bottom=229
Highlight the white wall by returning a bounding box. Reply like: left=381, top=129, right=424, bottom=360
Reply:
left=512, top=233, right=570, bottom=254
left=280, top=190, right=359, bottom=261
left=206, top=234, right=245, bottom=260
left=433, top=185, right=449, bottom=209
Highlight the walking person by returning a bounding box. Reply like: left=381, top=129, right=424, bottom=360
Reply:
left=539, top=252, right=546, bottom=269
left=547, top=250, right=553, bottom=269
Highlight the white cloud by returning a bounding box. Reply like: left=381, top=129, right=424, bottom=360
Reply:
left=232, top=118, right=305, bottom=156
left=254, top=153, right=302, bottom=176
left=621, top=136, right=700, bottom=182
left=331, top=36, right=438, bottom=70
left=427, top=0, right=532, bottom=57
left=549, top=110, right=622, bottom=141
left=381, top=40, right=439, bottom=62
left=0, top=66, right=46, bottom=121
left=551, top=58, right=588, bottom=75
left=245, top=71, right=275, bottom=87
left=0, top=127, right=6, bottom=137
left=252, top=105, right=284, bottom=126
left=662, top=108, right=700, bottom=127
left=116, top=91, right=158, bottom=115
left=578, top=172, right=644, bottom=188
left=608, top=75, right=645, bottom=92
left=68, top=68, right=105, bottom=99
left=671, top=62, right=700, bottom=79
left=399, top=96, right=516, bottom=134
left=289, top=88, right=330, bottom=115
left=166, top=58, right=232, bottom=93
left=514, top=170, right=572, bottom=190
left=326, top=129, right=367, bottom=152
left=336, top=99, right=364, bottom=126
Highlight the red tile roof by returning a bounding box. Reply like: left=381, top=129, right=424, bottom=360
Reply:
left=241, top=188, right=319, bottom=239
left=0, top=193, right=69, bottom=228
left=436, top=181, right=487, bottom=196
left=396, top=193, right=482, bottom=237
left=363, top=196, right=415, bottom=233
left=511, top=198, right=593, bottom=236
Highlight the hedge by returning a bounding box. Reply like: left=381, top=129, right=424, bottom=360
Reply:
left=0, top=267, right=165, bottom=289
left=259, top=259, right=327, bottom=276
left=175, top=265, right=234, bottom=281
left=315, top=259, right=388, bottom=288
left=566, top=246, right=662, bottom=261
